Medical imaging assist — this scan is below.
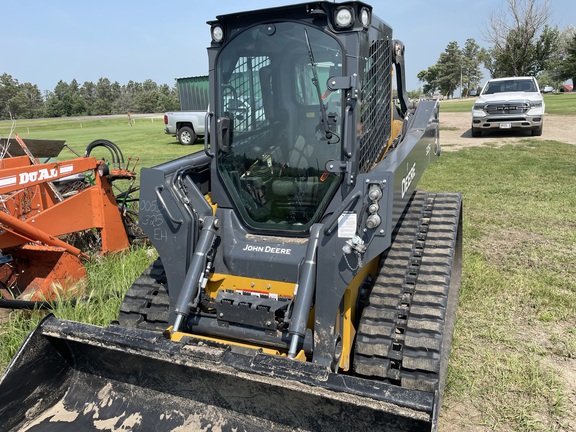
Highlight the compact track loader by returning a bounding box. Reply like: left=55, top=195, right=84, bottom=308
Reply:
left=0, top=2, right=462, bottom=431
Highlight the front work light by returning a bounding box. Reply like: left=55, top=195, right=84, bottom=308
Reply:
left=360, top=8, right=370, bottom=28
left=334, top=7, right=354, bottom=29
left=211, top=25, right=224, bottom=43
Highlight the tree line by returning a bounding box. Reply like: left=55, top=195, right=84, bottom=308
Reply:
left=0, top=75, right=180, bottom=120
left=417, top=0, right=576, bottom=99
left=4, top=0, right=575, bottom=118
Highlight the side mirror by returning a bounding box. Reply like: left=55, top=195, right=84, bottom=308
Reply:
left=217, top=117, right=231, bottom=153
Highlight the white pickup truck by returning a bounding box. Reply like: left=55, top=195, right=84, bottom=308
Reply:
left=164, top=111, right=206, bottom=145
left=471, top=76, right=545, bottom=137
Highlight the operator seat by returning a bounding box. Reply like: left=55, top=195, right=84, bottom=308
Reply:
left=288, top=135, right=314, bottom=169
left=271, top=134, right=319, bottom=223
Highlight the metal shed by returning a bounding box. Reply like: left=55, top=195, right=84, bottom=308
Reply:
left=176, top=76, right=209, bottom=110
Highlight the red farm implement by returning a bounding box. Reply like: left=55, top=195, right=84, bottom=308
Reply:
left=0, top=134, right=139, bottom=308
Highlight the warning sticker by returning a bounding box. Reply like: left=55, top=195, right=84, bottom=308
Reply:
left=338, top=212, right=356, bottom=238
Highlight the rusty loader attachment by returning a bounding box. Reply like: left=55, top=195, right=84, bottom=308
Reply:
left=0, top=135, right=138, bottom=307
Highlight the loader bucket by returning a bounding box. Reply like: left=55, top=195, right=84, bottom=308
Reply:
left=0, top=315, right=438, bottom=432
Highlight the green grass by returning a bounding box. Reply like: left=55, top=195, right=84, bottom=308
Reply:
left=439, top=99, right=475, bottom=112
left=0, top=115, right=203, bottom=169
left=421, top=141, right=576, bottom=431
left=439, top=91, right=576, bottom=115
left=0, top=247, right=154, bottom=369
left=542, top=92, right=576, bottom=115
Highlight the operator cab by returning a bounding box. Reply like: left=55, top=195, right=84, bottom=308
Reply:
left=211, top=16, right=345, bottom=232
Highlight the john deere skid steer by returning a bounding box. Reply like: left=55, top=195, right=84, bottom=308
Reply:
left=0, top=2, right=462, bottom=431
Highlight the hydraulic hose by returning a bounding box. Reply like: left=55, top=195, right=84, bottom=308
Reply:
left=84, top=139, right=125, bottom=169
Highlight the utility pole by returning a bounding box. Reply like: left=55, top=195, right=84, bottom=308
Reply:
left=460, top=64, right=463, bottom=98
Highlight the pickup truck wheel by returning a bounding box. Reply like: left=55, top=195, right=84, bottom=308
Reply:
left=177, top=126, right=196, bottom=145
left=532, top=125, right=543, bottom=136
left=471, top=126, right=482, bottom=137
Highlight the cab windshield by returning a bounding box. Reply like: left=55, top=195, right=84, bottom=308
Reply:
left=216, top=23, right=343, bottom=232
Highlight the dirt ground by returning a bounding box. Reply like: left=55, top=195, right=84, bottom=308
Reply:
left=439, top=111, right=576, bottom=151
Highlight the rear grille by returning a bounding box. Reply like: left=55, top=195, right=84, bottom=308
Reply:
left=485, top=102, right=530, bottom=115
left=359, top=39, right=392, bottom=173
left=226, top=55, right=269, bottom=131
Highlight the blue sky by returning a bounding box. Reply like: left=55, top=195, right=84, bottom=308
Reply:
left=2, top=0, right=574, bottom=93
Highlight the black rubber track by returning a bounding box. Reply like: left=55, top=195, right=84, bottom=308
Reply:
left=118, top=258, right=170, bottom=331
left=354, top=192, right=462, bottom=396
